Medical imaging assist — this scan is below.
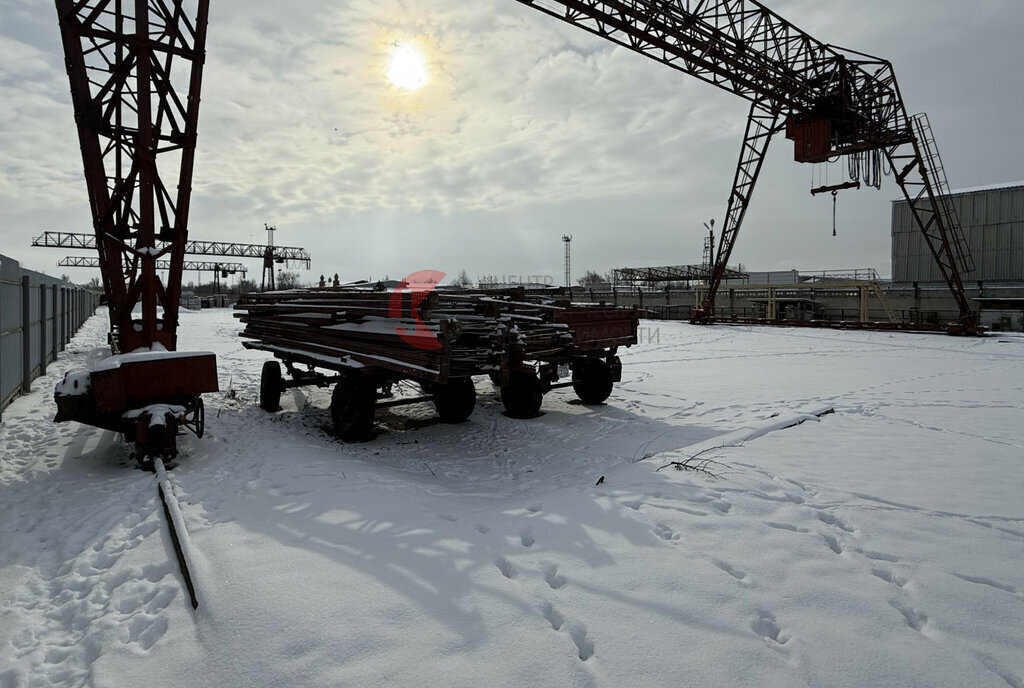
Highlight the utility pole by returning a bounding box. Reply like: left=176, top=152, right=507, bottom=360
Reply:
left=702, top=219, right=715, bottom=272
left=562, top=234, right=572, bottom=294
left=262, top=223, right=276, bottom=291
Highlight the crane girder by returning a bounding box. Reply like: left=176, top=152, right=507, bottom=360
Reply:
left=33, top=231, right=311, bottom=267
left=517, top=0, right=976, bottom=328
left=516, top=0, right=909, bottom=148
left=58, top=256, right=248, bottom=275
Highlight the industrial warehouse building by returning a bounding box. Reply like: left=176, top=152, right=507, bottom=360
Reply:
left=573, top=180, right=1024, bottom=330
left=891, top=180, right=1024, bottom=285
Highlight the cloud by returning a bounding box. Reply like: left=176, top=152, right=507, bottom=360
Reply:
left=2, top=0, right=1021, bottom=280
left=189, top=0, right=743, bottom=228
left=0, top=29, right=82, bottom=214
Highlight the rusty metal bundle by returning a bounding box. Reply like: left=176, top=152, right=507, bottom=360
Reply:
left=234, top=287, right=639, bottom=440
left=236, top=288, right=510, bottom=382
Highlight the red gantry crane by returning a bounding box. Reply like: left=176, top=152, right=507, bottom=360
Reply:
left=514, top=0, right=978, bottom=332
left=53, top=0, right=218, bottom=461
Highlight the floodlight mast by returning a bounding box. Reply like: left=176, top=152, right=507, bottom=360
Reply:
left=55, top=0, right=210, bottom=352
left=515, top=0, right=977, bottom=331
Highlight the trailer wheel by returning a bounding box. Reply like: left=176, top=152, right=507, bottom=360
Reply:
left=189, top=396, right=206, bottom=438
left=259, top=360, right=282, bottom=412
left=331, top=376, right=376, bottom=442
left=434, top=378, right=476, bottom=423
left=573, top=359, right=613, bottom=405
left=501, top=370, right=543, bottom=419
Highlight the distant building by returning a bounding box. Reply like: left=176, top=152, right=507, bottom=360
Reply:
left=722, top=270, right=802, bottom=286
left=892, top=180, right=1024, bottom=284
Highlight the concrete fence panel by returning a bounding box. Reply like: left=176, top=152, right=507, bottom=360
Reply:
left=0, top=254, right=102, bottom=420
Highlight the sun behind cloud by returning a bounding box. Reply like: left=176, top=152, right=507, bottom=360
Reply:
left=387, top=43, right=429, bottom=91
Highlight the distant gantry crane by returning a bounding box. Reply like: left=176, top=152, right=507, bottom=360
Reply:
left=57, top=255, right=247, bottom=279
left=33, top=230, right=309, bottom=283
left=515, top=0, right=978, bottom=332
left=36, top=227, right=308, bottom=302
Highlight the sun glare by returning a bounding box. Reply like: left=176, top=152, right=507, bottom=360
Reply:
left=387, top=43, right=429, bottom=91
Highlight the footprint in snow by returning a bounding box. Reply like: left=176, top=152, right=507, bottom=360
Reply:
left=889, top=601, right=932, bottom=636
left=871, top=567, right=909, bottom=589
left=494, top=557, right=516, bottom=579
left=127, top=613, right=168, bottom=651
left=567, top=622, right=595, bottom=661
left=144, top=587, right=178, bottom=614
left=540, top=602, right=564, bottom=630
left=815, top=510, right=855, bottom=533
left=654, top=522, right=680, bottom=542
left=821, top=533, right=843, bottom=555
left=519, top=526, right=535, bottom=548
left=751, top=610, right=791, bottom=646
left=712, top=559, right=747, bottom=581
left=541, top=562, right=566, bottom=589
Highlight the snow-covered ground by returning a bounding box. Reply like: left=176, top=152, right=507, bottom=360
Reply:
left=1, top=307, right=1022, bottom=688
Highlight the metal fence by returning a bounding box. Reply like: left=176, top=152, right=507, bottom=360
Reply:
left=1, top=253, right=102, bottom=420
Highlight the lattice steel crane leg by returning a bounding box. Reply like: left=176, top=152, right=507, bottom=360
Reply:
left=694, top=102, right=781, bottom=323
left=886, top=138, right=976, bottom=329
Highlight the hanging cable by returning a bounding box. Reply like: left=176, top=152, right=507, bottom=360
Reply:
left=832, top=190, right=838, bottom=237
left=847, top=150, right=883, bottom=189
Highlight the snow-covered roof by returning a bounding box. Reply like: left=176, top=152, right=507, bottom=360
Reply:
left=893, top=180, right=1024, bottom=203
left=947, top=180, right=1024, bottom=195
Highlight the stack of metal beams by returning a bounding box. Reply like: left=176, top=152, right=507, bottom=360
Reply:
left=234, top=288, right=579, bottom=382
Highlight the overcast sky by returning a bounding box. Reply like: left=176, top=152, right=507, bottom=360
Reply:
left=1, top=0, right=1022, bottom=286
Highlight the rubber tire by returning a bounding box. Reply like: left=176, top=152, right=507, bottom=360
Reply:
left=259, top=360, right=282, bottom=412
left=573, top=359, right=614, bottom=405
left=192, top=396, right=205, bottom=438
left=331, top=376, right=376, bottom=442
left=434, top=378, right=477, bottom=423
left=501, top=370, right=543, bottom=419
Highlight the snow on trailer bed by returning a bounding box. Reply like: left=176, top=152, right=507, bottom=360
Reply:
left=1, top=307, right=1023, bottom=688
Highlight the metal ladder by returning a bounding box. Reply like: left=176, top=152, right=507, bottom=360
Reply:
left=868, top=275, right=899, bottom=324
left=911, top=113, right=975, bottom=274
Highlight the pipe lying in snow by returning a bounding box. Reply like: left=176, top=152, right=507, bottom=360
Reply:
left=154, top=458, right=199, bottom=610
left=671, top=405, right=837, bottom=460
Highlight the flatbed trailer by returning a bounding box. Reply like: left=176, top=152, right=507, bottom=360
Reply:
left=235, top=288, right=638, bottom=441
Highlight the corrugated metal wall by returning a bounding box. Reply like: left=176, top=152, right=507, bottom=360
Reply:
left=892, top=184, right=1024, bottom=283
left=0, top=254, right=102, bottom=419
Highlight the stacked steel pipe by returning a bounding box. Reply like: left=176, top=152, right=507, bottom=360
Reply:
left=235, top=287, right=636, bottom=384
